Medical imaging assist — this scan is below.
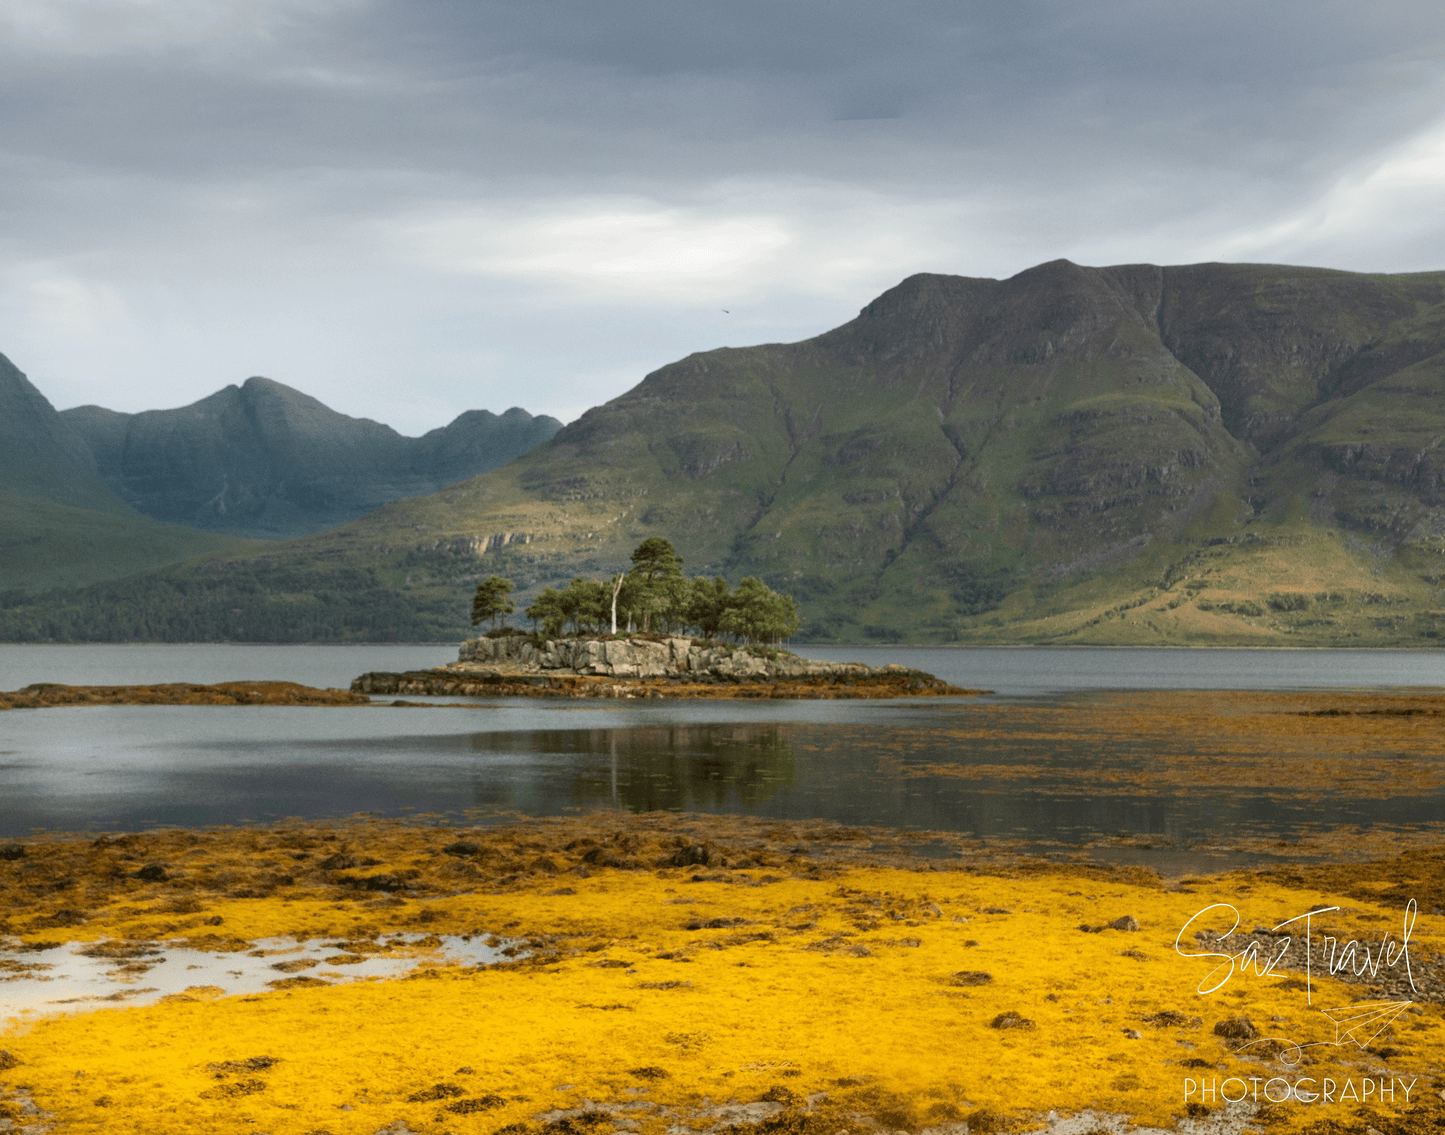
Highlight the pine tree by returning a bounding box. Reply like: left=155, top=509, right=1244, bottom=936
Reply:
left=470, top=575, right=515, bottom=631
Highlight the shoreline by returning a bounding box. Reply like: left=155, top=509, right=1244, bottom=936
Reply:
left=352, top=667, right=984, bottom=700
left=0, top=680, right=371, bottom=710
left=0, top=669, right=986, bottom=709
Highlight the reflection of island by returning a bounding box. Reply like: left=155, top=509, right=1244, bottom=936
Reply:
left=468, top=725, right=797, bottom=812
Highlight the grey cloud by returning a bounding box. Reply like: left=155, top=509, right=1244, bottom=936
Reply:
left=7, top=1, right=1442, bottom=188
left=2, top=0, right=1445, bottom=432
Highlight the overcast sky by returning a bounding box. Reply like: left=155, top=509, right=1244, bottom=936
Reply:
left=3, top=0, right=1445, bottom=434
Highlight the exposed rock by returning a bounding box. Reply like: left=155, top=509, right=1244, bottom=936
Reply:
left=1213, top=1017, right=1259, bottom=1042
left=670, top=845, right=709, bottom=867
left=350, top=636, right=981, bottom=700
left=457, top=634, right=825, bottom=680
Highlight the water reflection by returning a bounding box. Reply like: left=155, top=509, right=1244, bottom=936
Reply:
left=467, top=725, right=796, bottom=813
left=4, top=693, right=1444, bottom=858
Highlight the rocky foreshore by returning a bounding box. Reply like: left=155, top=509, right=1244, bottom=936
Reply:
left=0, top=680, right=371, bottom=710
left=350, top=634, right=981, bottom=699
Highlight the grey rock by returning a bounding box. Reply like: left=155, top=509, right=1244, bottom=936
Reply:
left=455, top=635, right=895, bottom=684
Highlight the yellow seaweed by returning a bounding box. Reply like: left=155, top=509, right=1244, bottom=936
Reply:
left=2, top=813, right=1442, bottom=1134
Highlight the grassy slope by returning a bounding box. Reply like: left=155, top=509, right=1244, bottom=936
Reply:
left=0, top=351, right=262, bottom=595
left=0, top=491, right=260, bottom=595
left=7, top=261, right=1445, bottom=643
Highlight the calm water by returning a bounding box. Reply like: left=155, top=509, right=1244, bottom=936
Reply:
left=0, top=643, right=456, bottom=691
left=2, top=644, right=1443, bottom=856
left=4, top=642, right=1445, bottom=695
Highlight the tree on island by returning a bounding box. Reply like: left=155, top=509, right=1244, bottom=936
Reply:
left=627, top=536, right=684, bottom=633
left=629, top=536, right=683, bottom=581
left=470, top=574, right=515, bottom=631
left=503, top=536, right=802, bottom=645
left=719, top=577, right=801, bottom=644
left=685, top=575, right=732, bottom=638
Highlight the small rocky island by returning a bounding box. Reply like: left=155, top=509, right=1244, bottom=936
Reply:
left=351, top=634, right=980, bottom=699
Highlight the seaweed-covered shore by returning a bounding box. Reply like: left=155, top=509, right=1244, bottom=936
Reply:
left=350, top=668, right=976, bottom=699
left=0, top=680, right=371, bottom=710
left=2, top=813, right=1443, bottom=1135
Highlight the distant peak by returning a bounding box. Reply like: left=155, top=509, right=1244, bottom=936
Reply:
left=1009, top=258, right=1088, bottom=282
left=241, top=375, right=298, bottom=394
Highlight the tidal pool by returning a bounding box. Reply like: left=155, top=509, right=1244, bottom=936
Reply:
left=0, top=931, right=509, bottom=1021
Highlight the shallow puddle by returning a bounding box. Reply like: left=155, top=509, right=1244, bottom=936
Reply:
left=0, top=931, right=510, bottom=1021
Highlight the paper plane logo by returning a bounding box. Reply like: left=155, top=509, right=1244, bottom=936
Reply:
left=1317, top=1001, right=1413, bottom=1049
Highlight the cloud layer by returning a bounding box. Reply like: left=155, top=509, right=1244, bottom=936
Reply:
left=3, top=0, right=1445, bottom=431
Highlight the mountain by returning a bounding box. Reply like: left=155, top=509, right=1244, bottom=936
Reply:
left=62, top=378, right=563, bottom=539
left=7, top=259, right=1445, bottom=644
left=0, top=353, right=256, bottom=594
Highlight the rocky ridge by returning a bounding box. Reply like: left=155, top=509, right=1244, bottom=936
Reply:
left=62, top=377, right=563, bottom=540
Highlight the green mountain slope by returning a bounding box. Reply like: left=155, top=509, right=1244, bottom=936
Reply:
left=0, top=351, right=122, bottom=512
left=62, top=378, right=562, bottom=539
left=0, top=353, right=257, bottom=595
left=7, top=259, right=1445, bottom=643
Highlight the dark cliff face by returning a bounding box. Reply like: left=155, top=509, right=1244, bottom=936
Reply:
left=61, top=378, right=563, bottom=539
left=1153, top=264, right=1421, bottom=452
